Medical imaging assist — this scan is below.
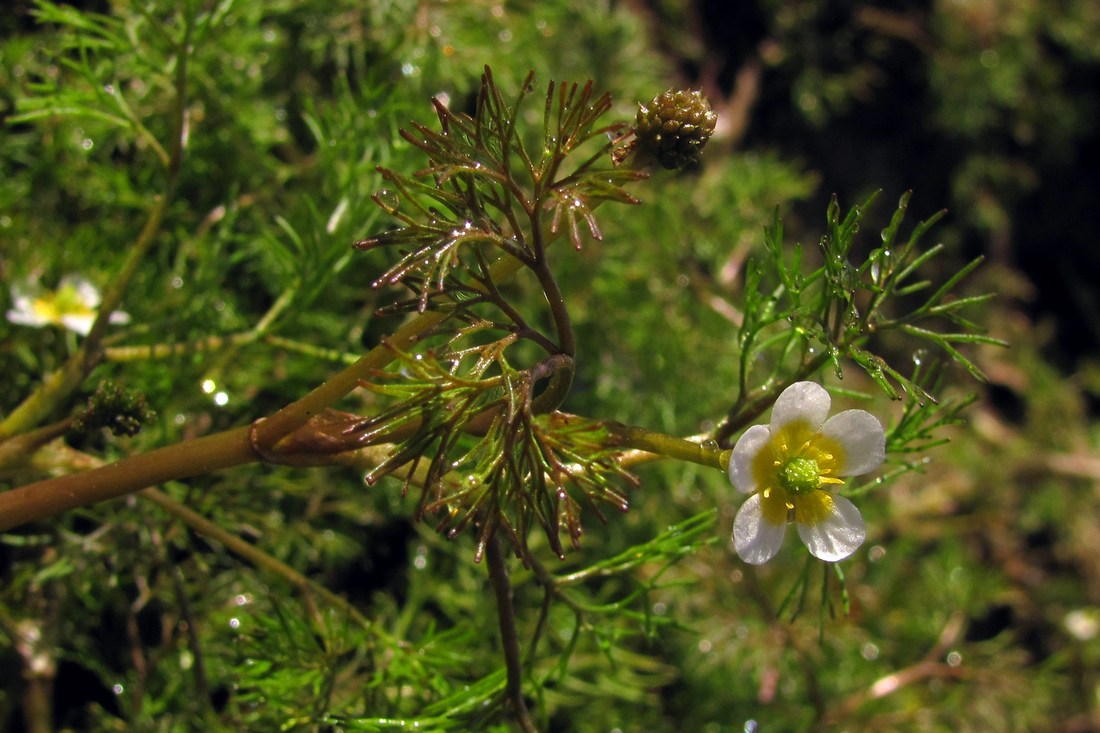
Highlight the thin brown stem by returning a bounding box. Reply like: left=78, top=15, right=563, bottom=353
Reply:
left=486, top=534, right=539, bottom=733
left=714, top=352, right=831, bottom=447
left=139, top=487, right=371, bottom=629
left=524, top=253, right=575, bottom=414
left=0, top=419, right=71, bottom=473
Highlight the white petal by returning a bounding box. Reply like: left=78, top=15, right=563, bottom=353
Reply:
left=61, top=314, right=95, bottom=335
left=796, top=495, right=865, bottom=562
left=771, top=381, right=831, bottom=429
left=728, top=424, right=771, bottom=493
left=60, top=275, right=101, bottom=308
left=732, top=494, right=787, bottom=565
left=108, top=310, right=131, bottom=325
left=822, top=409, right=886, bottom=475
left=6, top=302, right=49, bottom=327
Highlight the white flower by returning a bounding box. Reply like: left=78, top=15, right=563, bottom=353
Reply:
left=6, top=274, right=129, bottom=336
left=730, top=381, right=885, bottom=565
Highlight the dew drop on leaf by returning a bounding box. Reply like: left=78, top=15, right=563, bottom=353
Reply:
left=375, top=189, right=400, bottom=214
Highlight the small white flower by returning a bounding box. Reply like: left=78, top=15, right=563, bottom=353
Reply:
left=730, top=381, right=885, bottom=565
left=6, top=274, right=129, bottom=336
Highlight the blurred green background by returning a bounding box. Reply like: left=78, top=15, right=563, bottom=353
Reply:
left=2, top=1, right=1099, bottom=731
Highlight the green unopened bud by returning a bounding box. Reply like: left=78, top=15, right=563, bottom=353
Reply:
left=633, top=89, right=717, bottom=170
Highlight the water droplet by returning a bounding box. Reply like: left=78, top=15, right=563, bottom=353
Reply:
left=112, top=683, right=124, bottom=695
left=375, top=189, right=399, bottom=214
left=201, top=379, right=216, bottom=394
left=912, top=348, right=928, bottom=366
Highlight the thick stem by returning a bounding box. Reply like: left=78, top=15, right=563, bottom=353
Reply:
left=0, top=426, right=256, bottom=532
left=23, top=675, right=53, bottom=733
left=604, top=421, right=727, bottom=470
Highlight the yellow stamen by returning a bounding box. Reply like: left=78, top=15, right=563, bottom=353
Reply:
left=759, top=485, right=792, bottom=526
left=793, top=491, right=834, bottom=526
left=750, top=419, right=850, bottom=526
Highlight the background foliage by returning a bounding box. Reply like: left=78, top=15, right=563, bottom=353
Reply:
left=2, top=0, right=1099, bottom=731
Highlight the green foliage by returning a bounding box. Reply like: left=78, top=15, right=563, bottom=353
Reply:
left=1, top=1, right=1091, bottom=732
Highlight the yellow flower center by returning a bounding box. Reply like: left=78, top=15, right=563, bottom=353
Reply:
left=33, top=284, right=95, bottom=323
left=751, top=420, right=847, bottom=527
left=779, top=456, right=821, bottom=494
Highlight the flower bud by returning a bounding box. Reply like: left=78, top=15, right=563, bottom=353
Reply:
left=633, top=89, right=717, bottom=170
left=72, top=381, right=155, bottom=437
